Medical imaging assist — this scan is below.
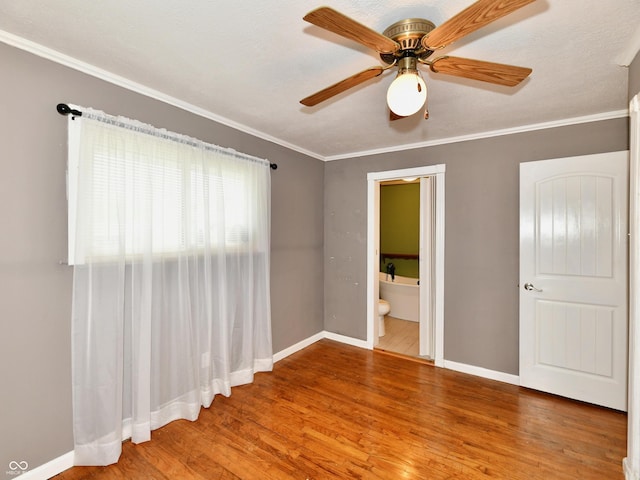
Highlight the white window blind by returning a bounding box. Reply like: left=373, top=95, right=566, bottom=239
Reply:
left=67, top=108, right=269, bottom=264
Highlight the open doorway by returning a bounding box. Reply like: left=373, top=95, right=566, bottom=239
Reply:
left=366, top=165, right=445, bottom=367
left=377, top=178, right=421, bottom=357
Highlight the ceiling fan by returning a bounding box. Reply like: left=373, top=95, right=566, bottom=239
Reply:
left=300, top=0, right=535, bottom=119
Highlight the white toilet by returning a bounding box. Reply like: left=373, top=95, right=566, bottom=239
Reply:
left=378, top=299, right=390, bottom=337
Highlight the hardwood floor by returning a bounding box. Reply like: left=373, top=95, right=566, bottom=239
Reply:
left=54, top=339, right=627, bottom=480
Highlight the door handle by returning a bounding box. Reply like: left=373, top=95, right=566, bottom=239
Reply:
left=523, top=282, right=543, bottom=292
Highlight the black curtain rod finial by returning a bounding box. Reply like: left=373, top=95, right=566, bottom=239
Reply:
left=270, top=163, right=277, bottom=170
left=57, top=103, right=83, bottom=117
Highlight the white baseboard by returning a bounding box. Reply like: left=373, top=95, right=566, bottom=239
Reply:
left=443, top=359, right=520, bottom=386
left=274, top=333, right=522, bottom=390
left=273, top=330, right=369, bottom=363
left=17, top=451, right=74, bottom=480
left=273, top=331, right=326, bottom=362
left=322, top=331, right=369, bottom=349
left=624, top=458, right=639, bottom=480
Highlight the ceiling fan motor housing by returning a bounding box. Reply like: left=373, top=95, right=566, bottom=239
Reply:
left=380, top=18, right=436, bottom=64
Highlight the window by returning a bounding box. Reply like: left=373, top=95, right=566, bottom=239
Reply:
left=67, top=110, right=269, bottom=264
left=67, top=106, right=273, bottom=465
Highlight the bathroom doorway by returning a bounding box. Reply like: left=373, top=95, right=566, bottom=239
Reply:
left=366, top=165, right=445, bottom=366
left=378, top=178, right=420, bottom=357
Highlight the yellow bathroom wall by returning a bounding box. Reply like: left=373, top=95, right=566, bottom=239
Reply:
left=380, top=183, right=419, bottom=278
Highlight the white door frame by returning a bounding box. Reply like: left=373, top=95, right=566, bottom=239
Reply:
left=625, top=93, right=640, bottom=480
left=419, top=176, right=434, bottom=357
left=366, top=164, right=446, bottom=366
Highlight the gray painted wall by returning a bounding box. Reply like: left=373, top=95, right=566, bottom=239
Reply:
left=2, top=37, right=636, bottom=477
left=324, top=118, right=628, bottom=375
left=0, top=42, right=324, bottom=477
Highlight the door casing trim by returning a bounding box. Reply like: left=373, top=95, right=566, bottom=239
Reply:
left=366, top=164, right=446, bottom=366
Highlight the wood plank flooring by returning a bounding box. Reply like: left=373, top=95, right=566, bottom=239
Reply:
left=375, top=316, right=420, bottom=357
left=53, top=339, right=627, bottom=480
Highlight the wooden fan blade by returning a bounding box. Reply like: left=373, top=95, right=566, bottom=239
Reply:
left=422, top=0, right=536, bottom=50
left=300, top=66, right=384, bottom=107
left=304, top=7, right=399, bottom=54
left=430, top=56, right=531, bottom=86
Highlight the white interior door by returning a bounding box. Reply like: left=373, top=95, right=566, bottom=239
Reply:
left=519, top=151, right=629, bottom=411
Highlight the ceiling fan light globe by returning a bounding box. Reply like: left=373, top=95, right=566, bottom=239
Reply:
left=386, top=73, right=427, bottom=117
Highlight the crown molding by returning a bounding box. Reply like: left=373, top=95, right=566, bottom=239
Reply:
left=0, top=30, right=324, bottom=161
left=1, top=29, right=630, bottom=163
left=324, top=109, right=630, bottom=161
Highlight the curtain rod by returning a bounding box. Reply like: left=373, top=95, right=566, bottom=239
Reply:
left=56, top=103, right=278, bottom=170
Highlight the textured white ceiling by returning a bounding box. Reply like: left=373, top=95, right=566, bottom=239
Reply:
left=1, top=0, right=639, bottom=159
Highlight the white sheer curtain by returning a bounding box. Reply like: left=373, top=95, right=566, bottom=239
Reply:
left=67, top=107, right=272, bottom=466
